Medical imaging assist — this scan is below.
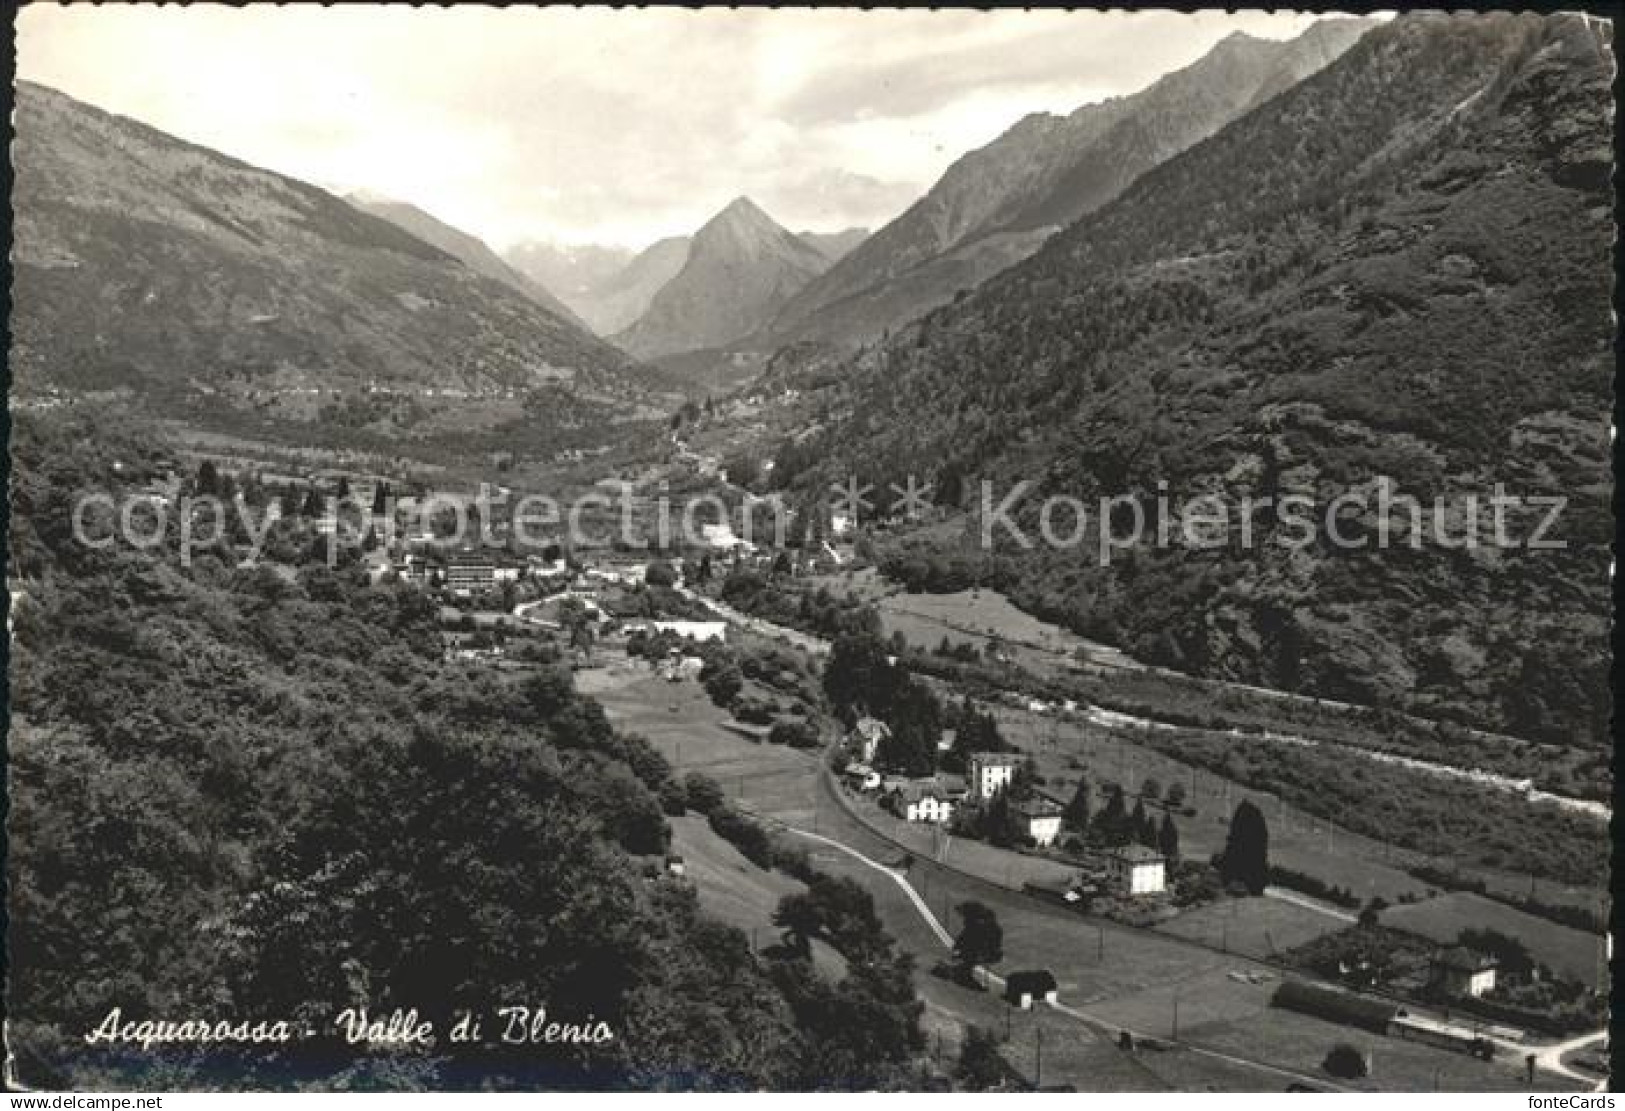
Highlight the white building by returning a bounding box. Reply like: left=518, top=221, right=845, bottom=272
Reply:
left=969, top=752, right=1019, bottom=801
left=1109, top=845, right=1168, bottom=896
left=700, top=522, right=756, bottom=554
left=842, top=763, right=882, bottom=791
left=1432, top=948, right=1498, bottom=997
left=852, top=716, right=891, bottom=764
left=651, top=620, right=727, bottom=643
left=896, top=782, right=955, bottom=824
left=1014, top=798, right=1064, bottom=847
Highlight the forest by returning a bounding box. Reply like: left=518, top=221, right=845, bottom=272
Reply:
left=7, top=407, right=924, bottom=1090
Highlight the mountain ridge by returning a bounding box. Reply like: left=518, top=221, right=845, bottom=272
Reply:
left=772, top=12, right=1613, bottom=747
left=762, top=17, right=1377, bottom=348
left=9, top=80, right=658, bottom=423
left=351, top=196, right=590, bottom=330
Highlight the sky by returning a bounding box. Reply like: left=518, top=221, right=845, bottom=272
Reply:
left=19, top=5, right=1338, bottom=251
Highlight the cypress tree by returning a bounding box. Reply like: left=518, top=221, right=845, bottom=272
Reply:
left=1220, top=800, right=1270, bottom=895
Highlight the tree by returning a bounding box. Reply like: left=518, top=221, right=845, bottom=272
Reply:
left=1219, top=800, right=1270, bottom=895
left=773, top=892, right=823, bottom=958
left=1165, top=781, right=1187, bottom=809
left=1132, top=800, right=1158, bottom=848
left=769, top=720, right=819, bottom=749
left=823, top=632, right=899, bottom=716
left=683, top=772, right=727, bottom=816
left=1141, top=777, right=1161, bottom=803
left=952, top=901, right=1003, bottom=968
left=372, top=482, right=389, bottom=516
left=301, top=487, right=324, bottom=518
left=557, top=598, right=596, bottom=663
left=1323, top=1042, right=1368, bottom=1079
left=694, top=553, right=713, bottom=584
left=1063, top=777, right=1091, bottom=833
left=936, top=463, right=964, bottom=510
left=1157, top=813, right=1180, bottom=862
left=956, top=1026, right=1007, bottom=1090
left=1094, top=784, right=1130, bottom=846
left=196, top=459, right=221, bottom=497
left=644, top=560, right=677, bottom=588
left=978, top=789, right=1021, bottom=848
left=700, top=657, right=743, bottom=707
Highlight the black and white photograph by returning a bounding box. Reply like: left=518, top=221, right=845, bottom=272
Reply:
left=3, top=3, right=1615, bottom=1096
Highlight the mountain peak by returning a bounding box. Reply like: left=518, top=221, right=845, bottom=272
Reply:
left=615, top=197, right=829, bottom=358
left=709, top=195, right=779, bottom=231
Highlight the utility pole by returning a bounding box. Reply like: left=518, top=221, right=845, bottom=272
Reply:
left=1172, top=988, right=1180, bottom=1040
left=1098, top=925, right=1105, bottom=963
left=1035, top=1024, right=1043, bottom=1088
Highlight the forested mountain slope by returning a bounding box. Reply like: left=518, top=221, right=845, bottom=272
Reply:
left=764, top=19, right=1374, bottom=347
left=9, top=82, right=650, bottom=410
left=353, top=196, right=591, bottom=330
left=7, top=409, right=924, bottom=1090
left=778, top=13, right=1613, bottom=746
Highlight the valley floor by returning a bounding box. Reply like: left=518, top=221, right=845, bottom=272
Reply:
left=586, top=652, right=1603, bottom=1092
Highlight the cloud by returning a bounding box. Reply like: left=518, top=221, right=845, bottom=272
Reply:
left=16, top=5, right=1328, bottom=250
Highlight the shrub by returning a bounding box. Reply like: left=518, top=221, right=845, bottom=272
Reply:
left=1272, top=981, right=1396, bottom=1033
left=708, top=806, right=772, bottom=868
left=683, top=772, right=727, bottom=816
left=1323, top=1043, right=1369, bottom=1079
left=733, top=696, right=778, bottom=726
left=769, top=720, right=821, bottom=749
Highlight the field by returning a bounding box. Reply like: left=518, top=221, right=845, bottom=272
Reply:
left=1155, top=897, right=1348, bottom=963
left=665, top=814, right=847, bottom=981
left=1381, top=893, right=1608, bottom=989
left=806, top=567, right=1135, bottom=675
left=584, top=655, right=823, bottom=825
left=989, top=704, right=1435, bottom=904
left=809, top=565, right=1608, bottom=807
left=585, top=646, right=1596, bottom=1092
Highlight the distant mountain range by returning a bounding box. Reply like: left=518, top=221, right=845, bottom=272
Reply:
left=613, top=197, right=834, bottom=358
left=776, top=12, right=1613, bottom=747
left=350, top=196, right=589, bottom=330
left=762, top=18, right=1377, bottom=348
left=508, top=236, right=692, bottom=337
left=504, top=240, right=635, bottom=303
left=9, top=81, right=654, bottom=417
left=798, top=227, right=870, bottom=263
